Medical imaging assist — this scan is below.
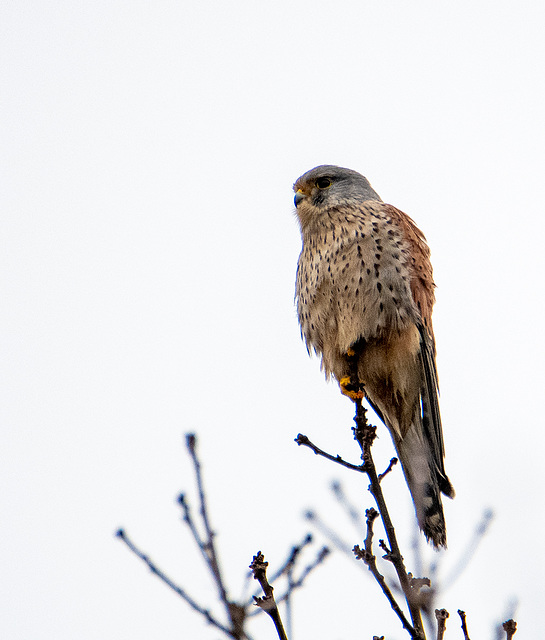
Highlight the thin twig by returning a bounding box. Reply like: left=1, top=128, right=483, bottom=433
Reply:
left=378, top=457, right=398, bottom=482
left=243, top=533, right=312, bottom=608
left=285, top=564, right=294, bottom=640
left=274, top=546, right=330, bottom=606
left=177, top=493, right=210, bottom=567
left=250, top=552, right=289, bottom=640
left=180, top=436, right=252, bottom=639
left=186, top=434, right=231, bottom=617
left=304, top=509, right=355, bottom=555
left=268, top=534, right=313, bottom=583
left=353, top=508, right=417, bottom=637
left=434, top=609, right=449, bottom=640
left=331, top=479, right=365, bottom=530
left=458, top=610, right=471, bottom=640
left=502, top=619, right=517, bottom=640
left=115, top=529, right=236, bottom=638
left=442, top=509, right=494, bottom=589
left=295, top=434, right=364, bottom=472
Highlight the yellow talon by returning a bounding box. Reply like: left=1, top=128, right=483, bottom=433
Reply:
left=339, top=376, right=364, bottom=401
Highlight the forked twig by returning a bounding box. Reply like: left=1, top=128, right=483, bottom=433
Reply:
left=268, top=534, right=312, bottom=583
left=274, top=546, right=330, bottom=605
left=185, top=434, right=230, bottom=615
left=115, top=529, right=238, bottom=637
left=118, top=433, right=328, bottom=639
left=244, top=536, right=329, bottom=613
left=353, top=508, right=417, bottom=637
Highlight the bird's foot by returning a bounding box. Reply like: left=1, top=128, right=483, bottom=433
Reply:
left=339, top=376, right=364, bottom=401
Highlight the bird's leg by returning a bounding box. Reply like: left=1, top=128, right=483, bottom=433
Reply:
left=340, top=337, right=366, bottom=401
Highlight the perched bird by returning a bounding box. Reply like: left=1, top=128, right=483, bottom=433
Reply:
left=293, top=165, right=454, bottom=547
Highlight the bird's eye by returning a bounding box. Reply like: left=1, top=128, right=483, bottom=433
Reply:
left=316, top=177, right=332, bottom=189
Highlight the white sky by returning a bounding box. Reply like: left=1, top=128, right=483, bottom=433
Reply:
left=2, top=1, right=545, bottom=638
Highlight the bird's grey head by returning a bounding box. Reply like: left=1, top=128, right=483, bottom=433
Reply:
left=293, top=165, right=382, bottom=220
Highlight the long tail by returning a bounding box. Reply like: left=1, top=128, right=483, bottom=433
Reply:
left=396, top=326, right=454, bottom=548
left=396, top=422, right=450, bottom=547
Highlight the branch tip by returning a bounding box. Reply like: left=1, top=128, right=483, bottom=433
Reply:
left=378, top=457, right=398, bottom=482
left=503, top=619, right=517, bottom=639
left=435, top=608, right=449, bottom=640
left=185, top=432, right=196, bottom=452
left=458, top=610, right=471, bottom=640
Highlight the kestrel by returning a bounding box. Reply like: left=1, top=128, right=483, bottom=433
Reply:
left=293, top=165, right=454, bottom=547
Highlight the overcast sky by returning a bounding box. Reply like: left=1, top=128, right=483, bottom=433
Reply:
left=2, top=2, right=545, bottom=639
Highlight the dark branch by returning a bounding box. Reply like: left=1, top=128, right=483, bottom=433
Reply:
left=378, top=457, right=398, bottom=482
left=353, top=508, right=417, bottom=637
left=434, top=608, right=449, bottom=640
left=502, top=619, right=517, bottom=640
left=245, top=544, right=329, bottom=616
left=353, top=400, right=426, bottom=640
left=244, top=533, right=324, bottom=610
left=250, top=552, right=289, bottom=640
left=295, top=433, right=364, bottom=472
left=458, top=610, right=471, bottom=640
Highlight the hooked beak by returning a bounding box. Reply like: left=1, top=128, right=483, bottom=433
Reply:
left=294, top=189, right=306, bottom=207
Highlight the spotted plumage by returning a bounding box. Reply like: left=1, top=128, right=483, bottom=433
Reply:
left=293, top=165, right=454, bottom=547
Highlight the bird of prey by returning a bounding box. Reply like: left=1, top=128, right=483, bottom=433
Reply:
left=293, top=165, right=454, bottom=547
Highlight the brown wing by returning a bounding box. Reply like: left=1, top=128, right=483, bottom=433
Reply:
left=384, top=205, right=454, bottom=497
left=383, top=204, right=436, bottom=342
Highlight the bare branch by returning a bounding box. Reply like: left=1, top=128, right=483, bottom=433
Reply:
left=268, top=533, right=313, bottom=583
left=250, top=552, right=289, bottom=640
left=176, top=493, right=209, bottom=567
left=245, top=544, right=329, bottom=617
left=295, top=433, right=364, bottom=472
left=353, top=508, right=417, bottom=638
left=185, top=433, right=230, bottom=615
left=457, top=610, right=471, bottom=640
left=120, top=434, right=330, bottom=640
left=274, top=545, right=330, bottom=606
left=434, top=608, right=449, bottom=640
left=244, top=533, right=325, bottom=610
left=353, top=399, right=426, bottom=640
left=115, top=529, right=236, bottom=638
